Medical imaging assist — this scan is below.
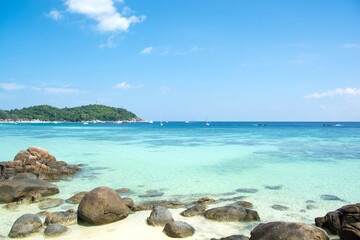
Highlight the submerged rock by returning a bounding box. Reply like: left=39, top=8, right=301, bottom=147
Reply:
left=235, top=188, right=258, bottom=193
left=66, top=191, right=88, bottom=204
left=38, top=198, right=64, bottom=210
left=271, top=204, right=289, bottom=211
left=264, top=185, right=283, bottom=190
left=116, top=188, right=131, bottom=193
left=235, top=201, right=253, bottom=208
left=44, top=224, right=69, bottom=237
left=44, top=209, right=77, bottom=226
left=138, top=192, right=164, bottom=198
left=211, top=235, right=249, bottom=240
left=133, top=200, right=185, bottom=211
left=218, top=196, right=245, bottom=202
left=78, top=186, right=129, bottom=225
left=204, top=202, right=260, bottom=222
left=163, top=221, right=195, bottom=238
left=180, top=205, right=206, bottom=217
left=321, top=194, right=343, bottom=201
left=192, top=197, right=215, bottom=205
left=147, top=206, right=174, bottom=227
left=9, top=214, right=42, bottom=238
left=250, top=222, right=329, bottom=240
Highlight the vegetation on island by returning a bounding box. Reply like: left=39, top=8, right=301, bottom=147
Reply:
left=0, top=105, right=141, bottom=122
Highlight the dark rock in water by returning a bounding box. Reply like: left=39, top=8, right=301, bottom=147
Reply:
left=250, top=221, right=329, bottom=240
left=321, top=194, right=342, bottom=201
left=235, top=201, right=253, bottom=208
left=138, top=192, right=164, bottom=198
left=0, top=178, right=59, bottom=203
left=264, top=185, right=283, bottom=190
left=218, top=196, right=245, bottom=202
left=315, top=203, right=360, bottom=235
left=116, top=188, right=131, bottom=193
left=193, top=197, right=215, bottom=205
left=339, top=222, right=360, bottom=240
left=306, top=204, right=317, bottom=210
left=44, top=224, right=69, bottom=237
left=133, top=201, right=185, bottom=211
left=44, top=209, right=77, bottom=226
left=236, top=188, right=258, bottom=193
left=163, top=221, right=195, bottom=238
left=147, top=206, right=174, bottom=226
left=66, top=191, right=88, bottom=204
left=211, top=235, right=249, bottom=240
left=271, top=205, right=289, bottom=211
left=204, top=202, right=260, bottom=222
left=38, top=198, right=64, bottom=210
left=9, top=214, right=42, bottom=238
left=180, top=205, right=206, bottom=217
left=78, top=186, right=129, bottom=225
left=122, top=198, right=134, bottom=208
left=306, top=200, right=316, bottom=203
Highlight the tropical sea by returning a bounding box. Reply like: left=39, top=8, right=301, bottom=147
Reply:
left=0, top=122, right=359, bottom=239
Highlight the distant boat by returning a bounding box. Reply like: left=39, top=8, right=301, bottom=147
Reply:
left=160, top=114, right=163, bottom=126
left=205, top=117, right=210, bottom=126
left=83, top=122, right=88, bottom=125
left=185, top=121, right=189, bottom=123
left=149, top=120, right=153, bottom=124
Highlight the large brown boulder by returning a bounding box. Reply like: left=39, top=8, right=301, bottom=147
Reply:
left=204, top=202, right=260, bottom=222
left=78, top=186, right=129, bottom=225
left=0, top=178, right=59, bottom=203
left=339, top=222, right=360, bottom=240
left=250, top=222, right=329, bottom=240
left=315, top=203, right=360, bottom=234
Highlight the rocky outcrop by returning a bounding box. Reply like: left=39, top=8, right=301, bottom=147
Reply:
left=66, top=191, right=88, bottom=204
left=180, top=205, right=206, bottom=217
left=339, top=222, right=360, bottom=240
left=0, top=147, right=80, bottom=181
left=147, top=206, right=174, bottom=227
left=0, top=178, right=59, bottom=203
left=9, top=214, right=42, bottom=238
left=250, top=221, right=329, bottom=240
left=44, top=209, right=77, bottom=226
left=44, top=224, right=69, bottom=237
left=315, top=203, right=360, bottom=234
left=163, top=221, right=195, bottom=238
left=78, top=186, right=129, bottom=225
left=211, top=235, right=249, bottom=240
left=204, top=202, right=260, bottom=222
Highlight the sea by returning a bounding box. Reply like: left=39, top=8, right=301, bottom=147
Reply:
left=0, top=122, right=359, bottom=239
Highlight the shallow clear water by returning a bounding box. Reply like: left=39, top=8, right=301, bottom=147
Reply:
left=0, top=122, right=359, bottom=239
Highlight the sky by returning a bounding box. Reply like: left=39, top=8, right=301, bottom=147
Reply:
left=0, top=0, right=359, bottom=121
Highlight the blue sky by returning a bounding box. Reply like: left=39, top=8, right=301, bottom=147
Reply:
left=0, top=0, right=359, bottom=121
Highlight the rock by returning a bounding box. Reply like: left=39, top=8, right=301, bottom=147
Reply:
left=250, top=221, right=329, bottom=240
left=78, top=186, right=129, bottom=225
left=211, top=235, right=249, bottom=240
left=271, top=204, right=289, bottom=211
left=122, top=198, right=134, bottom=208
left=44, top=209, right=77, bottom=226
left=116, top=188, right=130, bottom=193
left=315, top=203, right=360, bottom=234
left=4, top=202, right=19, bottom=210
left=38, top=198, right=64, bottom=210
left=66, top=191, right=88, bottom=204
left=321, top=194, right=342, bottom=201
left=0, top=178, right=59, bottom=203
left=14, top=150, right=31, bottom=161
left=306, top=200, right=316, bottom=203
left=9, top=214, right=42, bottom=238
left=264, top=185, right=282, bottom=190
left=11, top=173, right=37, bottom=180
left=44, top=224, right=69, bottom=237
left=339, top=222, right=360, bottom=240
left=235, top=201, right=253, bottom=208
left=163, top=221, right=195, bottom=238
left=218, top=196, right=245, bottom=202
left=307, top=204, right=317, bottom=210
left=27, top=147, right=51, bottom=160
left=133, top=201, right=185, bottom=211
left=235, top=188, right=258, bottom=193
left=180, top=205, right=206, bottom=217
left=138, top=192, right=164, bottom=198
left=193, top=197, right=215, bottom=205
left=147, top=206, right=174, bottom=226
left=204, top=203, right=260, bottom=222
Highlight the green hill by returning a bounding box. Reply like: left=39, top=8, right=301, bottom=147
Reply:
left=0, top=105, right=141, bottom=122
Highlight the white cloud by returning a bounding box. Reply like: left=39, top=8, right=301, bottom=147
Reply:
left=175, top=47, right=203, bottom=55
left=44, top=88, right=79, bottom=94
left=140, top=46, right=153, bottom=55
left=341, top=43, right=359, bottom=48
left=46, top=9, right=64, bottom=21
left=65, top=0, right=145, bottom=32
left=113, top=82, right=144, bottom=89
left=159, top=86, right=170, bottom=94
left=0, top=83, right=26, bottom=91
left=305, top=88, right=360, bottom=98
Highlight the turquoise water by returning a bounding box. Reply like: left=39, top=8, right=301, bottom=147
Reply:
left=0, top=122, right=359, bottom=238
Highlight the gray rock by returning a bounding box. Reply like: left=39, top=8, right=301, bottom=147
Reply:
left=204, top=203, right=260, bottom=222
left=250, top=221, right=329, bottom=240
left=235, top=188, right=258, bottom=193
left=306, top=200, right=316, bottom=203
left=163, top=221, right=195, bottom=238
left=264, top=185, right=282, bottom=190
left=321, top=194, right=342, bottom=201
left=9, top=214, right=42, bottom=238
left=211, top=235, right=249, bottom=240
left=44, top=224, right=69, bottom=237
left=271, top=204, right=288, bottom=211
left=38, top=198, right=64, bottom=210
left=138, top=192, right=164, bottom=198
left=45, top=209, right=77, bottom=226
left=66, top=191, right=88, bottom=204
left=306, top=204, right=316, bottom=210
left=147, top=206, right=174, bottom=226
left=180, top=205, right=206, bottom=217
left=122, top=198, right=134, bottom=208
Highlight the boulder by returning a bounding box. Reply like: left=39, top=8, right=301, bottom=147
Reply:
left=236, top=201, right=253, bottom=208
left=250, top=221, right=329, bottom=240
left=38, top=198, right=64, bottom=210
left=271, top=204, right=289, bottom=211
left=339, top=222, right=360, bottom=240
left=9, top=214, right=42, bottom=238
left=66, top=191, right=88, bottom=204
left=204, top=202, right=260, bottom=222
left=44, top=209, right=77, bottom=226
left=180, top=205, right=206, bottom=217
left=116, top=188, right=131, bottom=193
left=0, top=178, right=59, bottom=203
left=211, top=235, right=249, bottom=240
left=14, top=150, right=31, bottom=161
left=147, top=206, right=174, bottom=226
left=78, top=186, right=129, bottom=225
left=163, top=221, right=195, bottom=238
left=193, top=197, right=215, bottom=205
left=44, top=224, right=69, bottom=237
left=321, top=194, right=343, bottom=201
left=27, top=147, right=51, bottom=160
left=122, top=198, right=134, bottom=208
left=315, top=203, right=360, bottom=234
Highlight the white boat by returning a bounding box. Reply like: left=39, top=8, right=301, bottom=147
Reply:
left=185, top=121, right=189, bottom=123
left=160, top=114, right=163, bottom=126
left=149, top=120, right=154, bottom=124
left=83, top=122, right=88, bottom=125
left=205, top=117, right=210, bottom=126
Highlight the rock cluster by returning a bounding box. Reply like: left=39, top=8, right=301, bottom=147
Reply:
left=203, top=202, right=260, bottom=222
left=0, top=147, right=80, bottom=181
